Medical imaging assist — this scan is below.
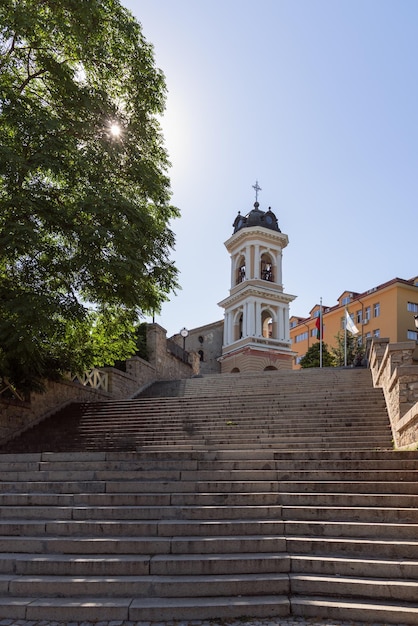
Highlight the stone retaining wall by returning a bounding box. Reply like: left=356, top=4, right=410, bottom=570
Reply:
left=0, top=378, right=109, bottom=445
left=0, top=323, right=197, bottom=445
left=369, top=338, right=418, bottom=448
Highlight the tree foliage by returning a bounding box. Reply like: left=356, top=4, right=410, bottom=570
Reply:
left=331, top=331, right=359, bottom=367
left=0, top=0, right=179, bottom=390
left=299, top=342, right=334, bottom=368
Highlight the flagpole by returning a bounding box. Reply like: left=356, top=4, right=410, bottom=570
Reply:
left=319, top=297, right=323, bottom=368
left=344, top=308, right=347, bottom=367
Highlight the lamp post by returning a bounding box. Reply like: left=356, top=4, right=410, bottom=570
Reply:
left=180, top=327, right=189, bottom=352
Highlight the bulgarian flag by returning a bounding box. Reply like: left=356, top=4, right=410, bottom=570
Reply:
left=315, top=314, right=322, bottom=340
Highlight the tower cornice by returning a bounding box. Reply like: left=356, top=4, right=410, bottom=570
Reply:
left=218, top=284, right=296, bottom=309
left=224, top=226, right=289, bottom=253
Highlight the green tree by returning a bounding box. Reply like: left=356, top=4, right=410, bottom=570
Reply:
left=299, top=342, right=334, bottom=368
left=0, top=0, right=179, bottom=391
left=331, top=331, right=358, bottom=367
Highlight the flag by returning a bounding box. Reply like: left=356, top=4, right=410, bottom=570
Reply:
left=315, top=315, right=321, bottom=339
left=345, top=310, right=359, bottom=335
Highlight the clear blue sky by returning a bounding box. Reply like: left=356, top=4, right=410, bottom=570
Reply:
left=122, top=0, right=417, bottom=337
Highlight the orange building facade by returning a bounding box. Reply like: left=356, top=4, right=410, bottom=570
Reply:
left=289, top=276, right=418, bottom=368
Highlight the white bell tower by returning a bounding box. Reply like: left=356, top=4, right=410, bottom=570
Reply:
left=218, top=184, right=296, bottom=373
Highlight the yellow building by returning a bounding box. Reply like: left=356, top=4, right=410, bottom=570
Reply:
left=290, top=276, right=418, bottom=368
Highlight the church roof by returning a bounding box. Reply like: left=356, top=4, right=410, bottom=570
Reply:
left=232, top=202, right=281, bottom=234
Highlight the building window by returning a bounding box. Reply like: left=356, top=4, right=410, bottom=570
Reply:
left=407, top=330, right=418, bottom=341
left=342, top=296, right=351, bottom=305
left=198, top=350, right=204, bottom=361
left=373, top=329, right=380, bottom=337
left=407, top=302, right=418, bottom=313
left=311, top=328, right=317, bottom=337
left=295, top=355, right=304, bottom=364
left=198, top=335, right=204, bottom=344
left=356, top=310, right=362, bottom=324
left=364, top=306, right=371, bottom=321
left=295, top=331, right=308, bottom=343
left=373, top=303, right=380, bottom=317
left=290, top=320, right=298, bottom=328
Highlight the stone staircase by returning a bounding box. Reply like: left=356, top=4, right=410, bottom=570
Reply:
left=0, top=367, right=417, bottom=623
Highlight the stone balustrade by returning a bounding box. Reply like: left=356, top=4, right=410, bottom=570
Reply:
left=369, top=338, right=418, bottom=448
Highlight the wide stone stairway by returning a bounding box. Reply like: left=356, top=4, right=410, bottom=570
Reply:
left=0, top=368, right=417, bottom=623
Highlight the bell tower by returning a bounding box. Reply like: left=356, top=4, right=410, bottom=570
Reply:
left=218, top=185, right=296, bottom=373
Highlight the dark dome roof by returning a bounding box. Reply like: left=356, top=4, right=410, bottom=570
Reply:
left=232, top=202, right=281, bottom=234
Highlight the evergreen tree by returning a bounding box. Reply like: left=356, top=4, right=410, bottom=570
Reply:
left=0, top=0, right=179, bottom=390
left=331, top=331, right=358, bottom=367
left=299, top=342, right=334, bottom=368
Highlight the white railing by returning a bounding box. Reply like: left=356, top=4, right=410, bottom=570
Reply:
left=73, top=368, right=109, bottom=392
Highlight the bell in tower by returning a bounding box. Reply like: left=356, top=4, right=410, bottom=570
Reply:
left=218, top=183, right=296, bottom=373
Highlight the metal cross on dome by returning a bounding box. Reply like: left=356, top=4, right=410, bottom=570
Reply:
left=252, top=180, right=262, bottom=202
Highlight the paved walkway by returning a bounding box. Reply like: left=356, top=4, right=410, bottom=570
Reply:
left=0, top=618, right=407, bottom=626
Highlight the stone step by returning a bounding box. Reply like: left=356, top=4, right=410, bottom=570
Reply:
left=0, top=450, right=411, bottom=472
left=2, top=451, right=407, bottom=471
left=282, top=505, right=418, bottom=523
left=158, top=436, right=392, bottom=446
left=290, top=573, right=418, bottom=602
left=75, top=397, right=387, bottom=409
left=278, top=491, right=418, bottom=507
left=291, top=596, right=418, bottom=625
left=0, top=492, right=285, bottom=506
left=0, top=504, right=284, bottom=521
left=1, top=552, right=290, bottom=576
left=8, top=445, right=405, bottom=465
left=0, top=518, right=285, bottom=538
left=0, top=534, right=287, bottom=555
left=291, top=554, right=418, bottom=578
left=1, top=518, right=416, bottom=541
left=71, top=412, right=389, bottom=425
left=1, top=473, right=417, bottom=491
left=75, top=406, right=388, bottom=416
left=284, top=520, right=418, bottom=539
left=286, top=536, right=418, bottom=559
left=278, top=480, right=418, bottom=493
left=66, top=425, right=391, bottom=438
left=3, top=572, right=289, bottom=598
left=23, top=489, right=412, bottom=509
left=38, top=431, right=391, bottom=445
left=0, top=594, right=290, bottom=622
left=274, top=456, right=418, bottom=467
left=3, top=533, right=418, bottom=561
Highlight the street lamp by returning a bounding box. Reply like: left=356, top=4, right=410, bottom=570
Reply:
left=180, top=327, right=189, bottom=352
